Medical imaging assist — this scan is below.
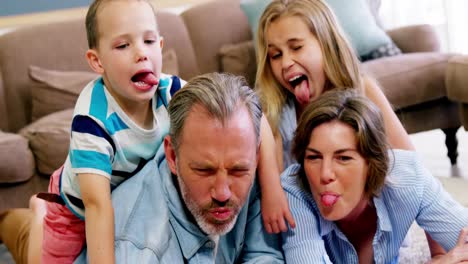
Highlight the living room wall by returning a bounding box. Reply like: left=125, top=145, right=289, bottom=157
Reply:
left=0, top=0, right=206, bottom=16
left=0, top=1, right=90, bottom=16
left=0, top=0, right=209, bottom=29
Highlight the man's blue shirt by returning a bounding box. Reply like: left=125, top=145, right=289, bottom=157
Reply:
left=75, top=145, right=284, bottom=263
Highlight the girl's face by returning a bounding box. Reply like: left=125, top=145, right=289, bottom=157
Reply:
left=266, top=15, right=326, bottom=109
left=304, top=121, right=369, bottom=222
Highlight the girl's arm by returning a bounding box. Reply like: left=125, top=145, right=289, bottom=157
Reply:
left=258, top=115, right=295, bottom=233
left=364, top=76, right=415, bottom=150
left=364, top=76, right=446, bottom=257
left=79, top=173, right=115, bottom=264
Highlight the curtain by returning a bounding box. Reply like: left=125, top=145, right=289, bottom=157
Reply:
left=379, top=0, right=468, bottom=54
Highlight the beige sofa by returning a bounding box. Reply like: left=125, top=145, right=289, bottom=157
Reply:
left=0, top=0, right=466, bottom=212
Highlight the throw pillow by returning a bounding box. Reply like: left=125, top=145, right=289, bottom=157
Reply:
left=240, top=0, right=401, bottom=59
left=0, top=131, right=35, bottom=183
left=29, top=49, right=179, bottom=121
left=29, top=66, right=98, bottom=121
left=19, top=109, right=74, bottom=176
left=219, top=40, right=257, bottom=87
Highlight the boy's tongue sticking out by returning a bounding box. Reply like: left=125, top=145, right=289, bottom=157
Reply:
left=132, top=72, right=159, bottom=90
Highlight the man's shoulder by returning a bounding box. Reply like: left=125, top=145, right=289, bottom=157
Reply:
left=111, top=157, right=179, bottom=260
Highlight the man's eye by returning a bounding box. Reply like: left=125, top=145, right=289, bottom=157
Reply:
left=195, top=168, right=214, bottom=174
left=229, top=169, right=250, bottom=177
left=116, top=43, right=129, bottom=49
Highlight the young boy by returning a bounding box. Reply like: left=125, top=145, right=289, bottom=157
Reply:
left=38, top=0, right=295, bottom=263
left=40, top=0, right=185, bottom=262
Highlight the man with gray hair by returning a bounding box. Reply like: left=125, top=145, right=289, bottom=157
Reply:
left=74, top=72, right=284, bottom=263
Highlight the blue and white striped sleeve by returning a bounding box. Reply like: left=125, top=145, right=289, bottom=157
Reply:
left=69, top=115, right=114, bottom=178
left=413, top=153, right=468, bottom=251
left=281, top=165, right=332, bottom=264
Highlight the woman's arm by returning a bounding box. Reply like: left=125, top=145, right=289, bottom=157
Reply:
left=364, top=76, right=449, bottom=257
left=426, top=227, right=468, bottom=264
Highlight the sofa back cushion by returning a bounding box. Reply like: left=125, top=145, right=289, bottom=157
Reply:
left=181, top=0, right=252, bottom=75
left=0, top=11, right=198, bottom=133
left=0, top=18, right=89, bottom=132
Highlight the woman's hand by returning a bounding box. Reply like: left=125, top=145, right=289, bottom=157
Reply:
left=427, top=227, right=468, bottom=264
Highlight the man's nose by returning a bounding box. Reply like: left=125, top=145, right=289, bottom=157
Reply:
left=211, top=173, right=232, bottom=203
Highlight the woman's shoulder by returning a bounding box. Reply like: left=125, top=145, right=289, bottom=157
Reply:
left=385, top=149, right=430, bottom=190
left=280, top=164, right=304, bottom=194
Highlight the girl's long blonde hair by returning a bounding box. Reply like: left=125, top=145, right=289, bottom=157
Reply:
left=255, top=0, right=364, bottom=136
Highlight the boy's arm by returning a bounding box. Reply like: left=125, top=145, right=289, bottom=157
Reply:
left=79, top=173, right=115, bottom=264
left=258, top=115, right=295, bottom=233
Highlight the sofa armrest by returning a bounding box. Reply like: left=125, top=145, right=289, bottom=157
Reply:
left=446, top=55, right=468, bottom=130
left=446, top=55, right=468, bottom=103
left=0, top=68, right=8, bottom=131
left=387, top=24, right=440, bottom=53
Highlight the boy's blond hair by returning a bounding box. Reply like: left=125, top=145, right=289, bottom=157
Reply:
left=85, top=0, right=159, bottom=49
left=255, top=0, right=363, bottom=136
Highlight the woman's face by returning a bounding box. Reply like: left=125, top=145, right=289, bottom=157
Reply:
left=266, top=15, right=326, bottom=109
left=304, top=120, right=369, bottom=222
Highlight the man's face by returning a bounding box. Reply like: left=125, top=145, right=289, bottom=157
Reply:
left=164, top=104, right=258, bottom=235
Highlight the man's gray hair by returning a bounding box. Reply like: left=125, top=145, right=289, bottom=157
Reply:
left=168, top=72, right=262, bottom=152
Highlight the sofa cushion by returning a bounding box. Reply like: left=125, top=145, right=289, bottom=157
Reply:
left=240, top=0, right=398, bottom=58
left=0, top=131, right=35, bottom=183
left=219, top=40, right=257, bottom=87
left=362, top=53, right=452, bottom=109
left=161, top=48, right=179, bottom=76
left=29, top=66, right=98, bottom=121
left=19, top=109, right=73, bottom=177
left=360, top=42, right=402, bottom=62
left=29, top=49, right=180, bottom=121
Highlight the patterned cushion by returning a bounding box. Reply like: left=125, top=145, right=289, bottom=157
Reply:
left=360, top=42, right=403, bottom=62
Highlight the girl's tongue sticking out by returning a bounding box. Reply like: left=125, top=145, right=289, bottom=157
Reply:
left=290, top=75, right=310, bottom=105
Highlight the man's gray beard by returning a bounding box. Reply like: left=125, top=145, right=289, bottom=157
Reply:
left=176, top=166, right=243, bottom=236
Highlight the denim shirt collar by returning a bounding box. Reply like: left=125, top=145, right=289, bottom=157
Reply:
left=162, top=170, right=212, bottom=260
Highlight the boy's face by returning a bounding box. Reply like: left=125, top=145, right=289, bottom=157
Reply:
left=87, top=0, right=163, bottom=109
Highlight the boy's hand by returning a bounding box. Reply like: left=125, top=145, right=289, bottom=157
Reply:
left=261, top=182, right=296, bottom=234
